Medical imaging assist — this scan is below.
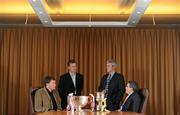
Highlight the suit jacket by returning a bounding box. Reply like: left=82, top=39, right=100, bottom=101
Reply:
left=34, top=87, right=61, bottom=112
left=58, top=72, right=84, bottom=109
left=121, top=92, right=141, bottom=112
left=98, top=72, right=125, bottom=111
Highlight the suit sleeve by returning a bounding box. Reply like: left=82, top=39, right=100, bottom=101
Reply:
left=115, top=74, right=125, bottom=103
left=54, top=91, right=62, bottom=110
left=98, top=76, right=105, bottom=92
left=132, top=95, right=141, bottom=112
left=77, top=75, right=84, bottom=95
left=80, top=75, right=84, bottom=93
left=58, top=76, right=64, bottom=98
left=34, top=90, right=48, bottom=112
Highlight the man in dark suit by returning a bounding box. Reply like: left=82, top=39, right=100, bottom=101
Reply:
left=58, top=59, right=84, bottom=110
left=121, top=81, right=141, bottom=112
left=98, top=59, right=125, bottom=111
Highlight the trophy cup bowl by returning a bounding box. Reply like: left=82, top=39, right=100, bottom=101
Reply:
left=67, top=96, right=89, bottom=111
left=78, top=96, right=89, bottom=108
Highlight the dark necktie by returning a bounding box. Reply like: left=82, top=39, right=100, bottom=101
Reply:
left=105, top=74, right=111, bottom=97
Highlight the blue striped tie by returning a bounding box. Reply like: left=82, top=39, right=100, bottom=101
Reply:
left=105, top=74, right=111, bottom=97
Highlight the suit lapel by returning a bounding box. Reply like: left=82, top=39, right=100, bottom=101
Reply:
left=68, top=72, right=75, bottom=89
left=108, top=72, right=116, bottom=88
left=52, top=91, right=59, bottom=107
left=43, top=87, right=51, bottom=101
left=43, top=87, right=53, bottom=108
left=110, top=72, right=116, bottom=82
left=124, top=92, right=135, bottom=105
left=75, top=74, right=78, bottom=89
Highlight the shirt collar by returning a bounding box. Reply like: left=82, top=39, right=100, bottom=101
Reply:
left=109, top=72, right=115, bottom=79
left=110, top=72, right=115, bottom=77
left=128, top=91, right=134, bottom=96
left=46, top=87, right=53, bottom=93
left=69, top=72, right=76, bottom=77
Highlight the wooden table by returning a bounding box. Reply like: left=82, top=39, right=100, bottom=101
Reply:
left=36, top=111, right=145, bottom=115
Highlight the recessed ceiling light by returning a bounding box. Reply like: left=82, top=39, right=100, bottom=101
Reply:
left=137, top=11, right=141, bottom=14
left=32, top=0, right=36, bottom=2
left=144, top=0, right=147, bottom=2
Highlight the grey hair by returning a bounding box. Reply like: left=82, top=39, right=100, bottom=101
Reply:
left=128, top=81, right=139, bottom=92
left=107, top=59, right=117, bottom=67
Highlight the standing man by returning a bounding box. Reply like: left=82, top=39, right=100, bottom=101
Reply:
left=99, top=59, right=125, bottom=111
left=58, top=59, right=84, bottom=110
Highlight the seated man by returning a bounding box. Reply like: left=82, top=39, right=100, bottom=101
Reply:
left=120, top=81, right=141, bottom=112
left=34, top=76, right=61, bottom=112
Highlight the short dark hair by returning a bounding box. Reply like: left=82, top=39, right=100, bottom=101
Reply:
left=43, top=76, right=55, bottom=86
left=67, top=59, right=77, bottom=66
left=128, top=81, right=139, bottom=92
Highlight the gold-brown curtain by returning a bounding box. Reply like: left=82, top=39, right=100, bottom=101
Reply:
left=0, top=27, right=180, bottom=115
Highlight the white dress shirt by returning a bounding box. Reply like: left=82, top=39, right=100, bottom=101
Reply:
left=69, top=72, right=76, bottom=94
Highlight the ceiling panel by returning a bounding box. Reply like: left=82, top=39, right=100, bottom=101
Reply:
left=0, top=0, right=180, bottom=14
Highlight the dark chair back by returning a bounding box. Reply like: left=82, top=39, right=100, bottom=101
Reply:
left=138, top=88, right=149, bottom=113
left=29, top=87, right=41, bottom=114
